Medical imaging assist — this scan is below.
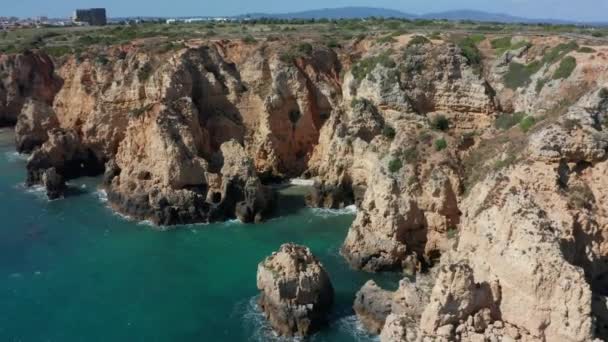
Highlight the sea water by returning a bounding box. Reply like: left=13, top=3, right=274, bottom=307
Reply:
left=0, top=128, right=400, bottom=341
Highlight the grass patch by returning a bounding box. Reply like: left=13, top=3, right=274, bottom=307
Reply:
left=491, top=36, right=512, bottom=50
left=519, top=115, right=536, bottom=132
left=376, top=35, right=397, bottom=45
left=495, top=112, right=526, bottom=130
left=383, top=125, right=396, bottom=140
left=351, top=52, right=396, bottom=82
left=542, top=41, right=578, bottom=65
left=435, top=138, right=448, bottom=151
left=503, top=61, right=542, bottom=89
left=578, top=46, right=595, bottom=53
left=552, top=56, right=576, bottom=80
left=242, top=35, right=257, bottom=44
left=535, top=78, right=548, bottom=93
left=388, top=158, right=403, bottom=173
left=457, top=36, right=482, bottom=70
left=407, top=35, right=430, bottom=47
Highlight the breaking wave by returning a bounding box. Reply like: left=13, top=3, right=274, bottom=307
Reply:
left=4, top=151, right=29, bottom=162
left=310, top=205, right=357, bottom=218
left=332, top=315, right=379, bottom=342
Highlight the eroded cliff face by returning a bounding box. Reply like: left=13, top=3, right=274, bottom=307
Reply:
left=0, top=51, right=61, bottom=126
left=4, top=32, right=608, bottom=340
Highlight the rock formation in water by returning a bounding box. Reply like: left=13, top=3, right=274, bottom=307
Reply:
left=2, top=32, right=608, bottom=339
left=256, top=243, right=334, bottom=337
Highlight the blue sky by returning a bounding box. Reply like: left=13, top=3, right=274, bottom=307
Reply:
left=5, top=0, right=608, bottom=22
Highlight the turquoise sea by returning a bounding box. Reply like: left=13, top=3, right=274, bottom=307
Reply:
left=0, top=128, right=399, bottom=342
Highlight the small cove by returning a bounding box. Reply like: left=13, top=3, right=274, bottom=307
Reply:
left=0, top=128, right=400, bottom=341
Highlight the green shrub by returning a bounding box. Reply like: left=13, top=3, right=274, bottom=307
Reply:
left=599, top=87, right=608, bottom=99
left=279, top=51, right=295, bottom=63
left=552, top=56, right=576, bottom=80
left=535, top=78, right=548, bottom=93
left=495, top=112, right=526, bottom=130
left=435, top=138, right=448, bottom=151
left=458, top=37, right=482, bottom=68
left=325, top=39, right=340, bottom=49
left=519, top=116, right=536, bottom=132
left=297, top=43, right=313, bottom=55
left=376, top=35, right=397, bottom=45
left=542, top=41, right=578, bottom=65
left=468, top=34, right=486, bottom=44
left=491, top=36, right=512, bottom=50
left=503, top=61, right=542, bottom=89
left=242, top=35, right=257, bottom=44
left=407, top=35, right=430, bottom=47
left=351, top=52, right=396, bottom=82
left=383, top=125, right=396, bottom=140
left=403, top=147, right=418, bottom=163
left=578, top=46, right=595, bottom=53
left=431, top=115, right=450, bottom=131
left=43, top=46, right=72, bottom=57
left=388, top=158, right=403, bottom=173
left=428, top=31, right=441, bottom=40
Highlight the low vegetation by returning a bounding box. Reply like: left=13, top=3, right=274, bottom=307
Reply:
left=457, top=36, right=482, bottom=71
left=351, top=52, right=396, bottom=82
left=490, top=36, right=529, bottom=54
left=519, top=115, right=536, bottom=133
left=407, top=35, right=430, bottom=47
left=503, top=61, right=542, bottom=89
left=552, top=56, right=576, bottom=80
left=431, top=115, right=450, bottom=131
left=388, top=158, right=403, bottom=173
left=495, top=112, right=526, bottom=130
left=382, top=125, right=396, bottom=140
left=435, top=138, right=448, bottom=151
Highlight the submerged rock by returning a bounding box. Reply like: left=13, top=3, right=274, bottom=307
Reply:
left=256, top=243, right=334, bottom=337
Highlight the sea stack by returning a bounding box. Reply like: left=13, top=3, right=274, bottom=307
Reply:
left=256, top=243, right=334, bottom=337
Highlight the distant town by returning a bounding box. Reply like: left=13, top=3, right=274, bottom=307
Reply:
left=0, top=7, right=239, bottom=31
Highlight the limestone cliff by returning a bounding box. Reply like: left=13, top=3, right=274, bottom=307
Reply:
left=2, top=32, right=608, bottom=340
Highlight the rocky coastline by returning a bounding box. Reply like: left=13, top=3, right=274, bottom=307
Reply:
left=1, top=32, right=607, bottom=340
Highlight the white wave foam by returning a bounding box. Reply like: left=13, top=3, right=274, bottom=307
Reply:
left=289, top=178, right=315, bottom=186
left=240, top=296, right=301, bottom=342
left=333, top=315, right=379, bottom=342
left=96, top=189, right=108, bottom=203
left=137, top=220, right=154, bottom=227
left=4, top=151, right=28, bottom=162
left=311, top=204, right=357, bottom=218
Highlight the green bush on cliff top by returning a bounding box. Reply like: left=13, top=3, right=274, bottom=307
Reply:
left=552, top=56, right=577, bottom=80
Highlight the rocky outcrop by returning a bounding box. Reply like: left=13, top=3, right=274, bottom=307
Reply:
left=6, top=34, right=608, bottom=340
left=26, top=128, right=104, bottom=194
left=41, top=167, right=66, bottom=200
left=256, top=243, right=334, bottom=337
left=15, top=99, right=59, bottom=153
left=0, top=51, right=61, bottom=126
left=354, top=280, right=395, bottom=334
